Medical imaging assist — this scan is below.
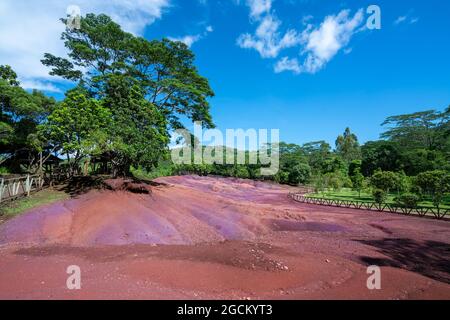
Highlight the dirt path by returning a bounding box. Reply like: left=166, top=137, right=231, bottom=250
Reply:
left=0, top=175, right=449, bottom=299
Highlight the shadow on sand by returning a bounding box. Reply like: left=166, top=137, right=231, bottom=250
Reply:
left=356, top=238, right=450, bottom=284
left=57, top=176, right=105, bottom=197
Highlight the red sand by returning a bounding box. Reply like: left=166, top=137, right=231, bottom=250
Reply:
left=0, top=175, right=449, bottom=299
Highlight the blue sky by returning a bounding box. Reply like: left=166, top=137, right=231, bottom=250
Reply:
left=1, top=0, right=449, bottom=147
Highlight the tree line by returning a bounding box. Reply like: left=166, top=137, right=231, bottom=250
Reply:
left=172, top=110, right=450, bottom=209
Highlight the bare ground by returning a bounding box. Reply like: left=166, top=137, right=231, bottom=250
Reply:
left=0, top=175, right=449, bottom=300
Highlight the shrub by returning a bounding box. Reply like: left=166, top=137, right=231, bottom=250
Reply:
left=370, top=170, right=401, bottom=193
left=415, top=170, right=450, bottom=209
left=324, top=172, right=343, bottom=191
left=394, top=193, right=420, bottom=208
left=372, top=189, right=387, bottom=205
left=274, top=171, right=289, bottom=184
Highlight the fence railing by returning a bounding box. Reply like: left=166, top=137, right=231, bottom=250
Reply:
left=289, top=193, right=449, bottom=220
left=0, top=175, right=46, bottom=204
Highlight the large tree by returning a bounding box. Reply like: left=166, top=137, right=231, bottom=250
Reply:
left=381, top=109, right=450, bottom=151
left=335, top=127, right=361, bottom=163
left=0, top=65, right=56, bottom=170
left=42, top=13, right=214, bottom=130
left=360, top=140, right=403, bottom=176
left=102, top=75, right=169, bottom=176
left=41, top=13, right=215, bottom=176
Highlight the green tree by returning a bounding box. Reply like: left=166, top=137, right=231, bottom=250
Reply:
left=324, top=172, right=343, bottom=192
left=41, top=13, right=215, bottom=176
left=351, top=170, right=365, bottom=198
left=415, top=170, right=450, bottom=209
left=381, top=109, right=450, bottom=151
left=288, top=163, right=311, bottom=185
left=39, top=89, right=111, bottom=175
left=301, top=141, right=331, bottom=173
left=0, top=65, right=20, bottom=86
left=361, top=141, right=403, bottom=176
left=335, top=127, right=361, bottom=163
left=370, top=170, right=401, bottom=193
left=103, top=75, right=169, bottom=176
left=313, top=174, right=325, bottom=194
left=42, top=13, right=214, bottom=130
left=0, top=66, right=56, bottom=170
left=394, top=193, right=420, bottom=209
left=372, top=189, right=387, bottom=206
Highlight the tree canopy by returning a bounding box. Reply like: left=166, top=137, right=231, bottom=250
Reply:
left=39, top=13, right=215, bottom=176
left=42, top=13, right=215, bottom=131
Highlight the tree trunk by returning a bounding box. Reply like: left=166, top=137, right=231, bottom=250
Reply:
left=112, top=161, right=132, bottom=178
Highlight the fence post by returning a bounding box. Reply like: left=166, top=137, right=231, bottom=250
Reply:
left=0, top=178, right=3, bottom=203
left=26, top=175, right=31, bottom=197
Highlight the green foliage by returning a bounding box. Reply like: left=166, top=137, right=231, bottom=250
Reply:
left=312, top=174, right=325, bottom=194
left=102, top=75, right=169, bottom=176
left=321, top=156, right=347, bottom=175
left=274, top=170, right=289, bottom=184
left=288, top=163, right=311, bottom=185
left=42, top=13, right=214, bottom=131
left=401, top=149, right=449, bottom=175
left=131, top=162, right=175, bottom=181
left=414, top=170, right=450, bottom=209
left=324, top=172, right=344, bottom=191
left=0, top=65, right=57, bottom=171
left=348, top=160, right=362, bottom=177
left=335, top=127, right=361, bottom=163
left=39, top=89, right=111, bottom=168
left=394, top=193, right=420, bottom=209
left=0, top=167, right=10, bottom=175
left=381, top=109, right=450, bottom=151
left=372, top=189, right=387, bottom=205
left=361, top=141, right=403, bottom=176
left=351, top=170, right=365, bottom=198
left=0, top=65, right=20, bottom=86
left=39, top=13, right=214, bottom=176
left=370, top=170, right=401, bottom=193
left=301, top=141, right=331, bottom=173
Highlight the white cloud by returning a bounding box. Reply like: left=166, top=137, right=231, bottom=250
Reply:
left=274, top=57, right=301, bottom=74
left=237, top=2, right=365, bottom=75
left=344, top=47, right=353, bottom=55
left=169, top=35, right=201, bottom=47
left=0, top=0, right=170, bottom=92
left=237, top=14, right=301, bottom=58
left=299, top=9, right=364, bottom=73
left=394, top=12, right=419, bottom=25
left=246, top=0, right=272, bottom=19
left=394, top=16, right=407, bottom=25
left=168, top=25, right=214, bottom=48
left=20, top=79, right=62, bottom=93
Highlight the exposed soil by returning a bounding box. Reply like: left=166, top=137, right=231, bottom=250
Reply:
left=0, top=175, right=449, bottom=300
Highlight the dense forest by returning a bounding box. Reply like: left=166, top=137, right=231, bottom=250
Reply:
left=1, top=13, right=449, bottom=210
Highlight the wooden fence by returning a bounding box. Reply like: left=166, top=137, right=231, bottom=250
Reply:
left=289, top=193, right=449, bottom=220
left=0, top=175, right=46, bottom=204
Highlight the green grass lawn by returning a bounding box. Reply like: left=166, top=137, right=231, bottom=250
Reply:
left=0, top=188, right=70, bottom=221
left=307, top=188, right=450, bottom=210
